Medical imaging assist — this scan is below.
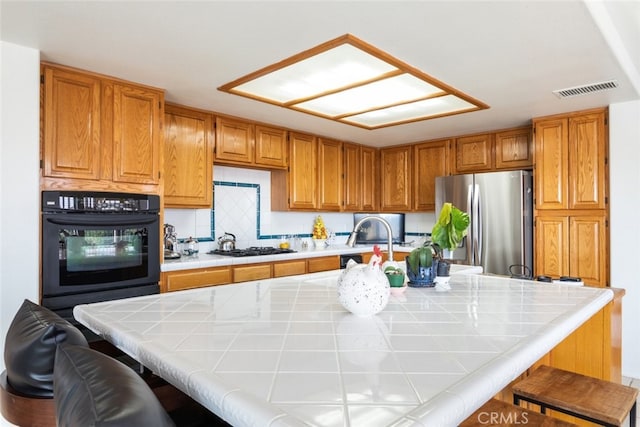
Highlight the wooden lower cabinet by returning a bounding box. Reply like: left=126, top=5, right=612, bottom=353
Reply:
left=233, top=264, right=271, bottom=282
left=307, top=256, right=340, bottom=273
left=162, top=266, right=231, bottom=292
left=535, top=212, right=608, bottom=287
left=273, top=260, right=307, bottom=277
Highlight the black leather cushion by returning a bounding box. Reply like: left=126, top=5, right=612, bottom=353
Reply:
left=3, top=299, right=88, bottom=397
left=54, top=345, right=175, bottom=427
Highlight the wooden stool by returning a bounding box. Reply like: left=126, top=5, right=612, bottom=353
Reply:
left=512, top=365, right=638, bottom=427
left=460, top=398, right=577, bottom=426
left=0, top=370, right=56, bottom=427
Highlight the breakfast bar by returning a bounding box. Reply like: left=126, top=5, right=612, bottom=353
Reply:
left=73, top=268, right=614, bottom=426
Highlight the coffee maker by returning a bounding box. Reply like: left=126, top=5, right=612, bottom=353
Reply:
left=163, top=224, right=180, bottom=259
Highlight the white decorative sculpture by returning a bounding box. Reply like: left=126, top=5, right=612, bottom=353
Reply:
left=337, top=246, right=390, bottom=317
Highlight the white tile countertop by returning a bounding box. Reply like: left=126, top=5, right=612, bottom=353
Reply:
left=161, top=244, right=416, bottom=272
left=74, top=269, right=612, bottom=427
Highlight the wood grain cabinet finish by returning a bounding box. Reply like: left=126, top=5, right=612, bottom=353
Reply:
left=495, top=127, right=532, bottom=169
left=255, top=125, right=287, bottom=168
left=413, top=139, right=450, bottom=211
left=307, top=256, right=340, bottom=273
left=41, top=64, right=163, bottom=190
left=535, top=213, right=607, bottom=287
left=163, top=104, right=213, bottom=207
left=318, top=138, right=343, bottom=211
left=343, top=143, right=361, bottom=211
left=162, top=267, right=232, bottom=292
left=273, top=260, right=307, bottom=278
left=233, top=264, right=272, bottom=282
left=272, top=132, right=318, bottom=211
left=534, top=110, right=607, bottom=210
left=453, top=133, right=494, bottom=173
left=214, top=116, right=254, bottom=164
left=380, top=145, right=412, bottom=211
left=42, top=66, right=102, bottom=180
left=111, top=83, right=162, bottom=185
left=361, top=146, right=379, bottom=211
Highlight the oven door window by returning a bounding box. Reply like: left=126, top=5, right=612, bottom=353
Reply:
left=64, top=229, right=143, bottom=273
left=50, top=220, right=155, bottom=286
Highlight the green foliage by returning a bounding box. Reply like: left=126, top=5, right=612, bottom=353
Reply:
left=384, top=265, right=404, bottom=275
left=430, top=202, right=470, bottom=253
left=406, top=244, right=434, bottom=275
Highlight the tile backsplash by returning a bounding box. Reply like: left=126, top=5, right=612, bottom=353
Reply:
left=164, top=165, right=435, bottom=252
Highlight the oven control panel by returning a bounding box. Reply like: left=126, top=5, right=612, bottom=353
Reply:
left=42, top=191, right=160, bottom=212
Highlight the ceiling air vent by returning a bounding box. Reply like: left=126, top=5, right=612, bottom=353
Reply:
left=552, top=80, right=618, bottom=98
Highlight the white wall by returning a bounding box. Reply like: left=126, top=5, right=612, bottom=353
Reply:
left=0, top=42, right=40, bottom=373
left=610, top=100, right=640, bottom=378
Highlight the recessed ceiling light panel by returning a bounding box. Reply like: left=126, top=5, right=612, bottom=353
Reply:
left=219, top=34, right=489, bottom=129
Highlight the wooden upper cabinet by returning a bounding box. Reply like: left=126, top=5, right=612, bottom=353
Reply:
left=453, top=133, right=494, bottom=173
left=568, top=112, right=607, bottom=210
left=255, top=125, right=287, bottom=168
left=288, top=132, right=317, bottom=210
left=42, top=67, right=102, bottom=180
left=534, top=118, right=568, bottom=209
left=41, top=63, right=164, bottom=189
left=495, top=127, right=532, bottom=170
left=361, top=146, right=379, bottom=211
left=413, top=139, right=450, bottom=211
left=111, top=83, right=162, bottom=185
left=380, top=145, right=412, bottom=211
left=317, top=138, right=343, bottom=211
left=214, top=117, right=254, bottom=164
left=534, top=109, right=607, bottom=210
left=343, top=143, right=361, bottom=211
left=164, top=104, right=213, bottom=208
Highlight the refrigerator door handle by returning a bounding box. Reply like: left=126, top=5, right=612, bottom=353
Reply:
left=467, top=184, right=474, bottom=264
left=473, top=183, right=482, bottom=265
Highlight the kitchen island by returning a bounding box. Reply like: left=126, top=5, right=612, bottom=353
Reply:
left=74, top=268, right=614, bottom=426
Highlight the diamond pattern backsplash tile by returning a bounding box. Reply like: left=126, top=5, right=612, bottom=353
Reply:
left=214, top=183, right=258, bottom=248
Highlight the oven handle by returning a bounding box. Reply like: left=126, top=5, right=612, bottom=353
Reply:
left=44, top=215, right=158, bottom=227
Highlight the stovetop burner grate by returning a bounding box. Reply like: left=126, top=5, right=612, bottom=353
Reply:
left=207, top=247, right=296, bottom=257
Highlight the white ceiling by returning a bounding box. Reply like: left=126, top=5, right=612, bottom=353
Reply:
left=2, top=0, right=639, bottom=147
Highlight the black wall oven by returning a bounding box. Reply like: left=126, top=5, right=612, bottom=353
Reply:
left=41, top=191, right=161, bottom=324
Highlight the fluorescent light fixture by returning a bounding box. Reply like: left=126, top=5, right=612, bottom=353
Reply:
left=218, top=34, right=489, bottom=130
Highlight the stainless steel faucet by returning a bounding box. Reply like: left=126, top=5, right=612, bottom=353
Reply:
left=345, top=216, right=394, bottom=261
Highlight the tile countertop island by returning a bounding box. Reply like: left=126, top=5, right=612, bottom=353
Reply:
left=74, top=268, right=613, bottom=427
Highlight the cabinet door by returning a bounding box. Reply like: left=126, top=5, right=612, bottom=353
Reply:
left=255, top=125, right=287, bottom=168
left=361, top=146, right=379, bottom=211
left=534, top=216, right=569, bottom=279
left=164, top=105, right=213, bottom=207
left=568, top=113, right=607, bottom=209
left=42, top=67, right=102, bottom=180
left=453, top=133, right=494, bottom=173
left=495, top=127, right=532, bottom=170
left=215, top=117, right=254, bottom=163
left=570, top=215, right=607, bottom=287
left=112, top=83, right=162, bottom=185
left=288, top=132, right=317, bottom=210
left=534, top=118, right=569, bottom=210
left=318, top=138, right=343, bottom=211
left=413, top=139, right=450, bottom=211
left=343, top=143, right=361, bottom=211
left=380, top=145, right=412, bottom=211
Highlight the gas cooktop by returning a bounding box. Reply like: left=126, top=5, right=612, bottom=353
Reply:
left=207, top=247, right=296, bottom=257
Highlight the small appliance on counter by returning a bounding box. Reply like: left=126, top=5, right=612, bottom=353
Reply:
left=163, top=224, right=181, bottom=259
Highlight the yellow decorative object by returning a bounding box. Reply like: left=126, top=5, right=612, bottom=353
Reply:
left=312, top=215, right=328, bottom=240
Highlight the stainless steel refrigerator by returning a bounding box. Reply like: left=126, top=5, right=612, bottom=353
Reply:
left=434, top=170, right=533, bottom=277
